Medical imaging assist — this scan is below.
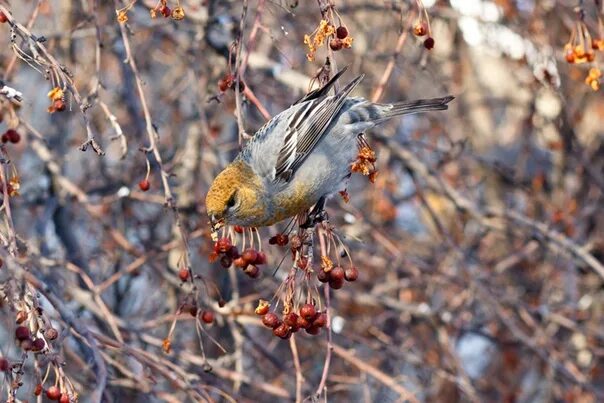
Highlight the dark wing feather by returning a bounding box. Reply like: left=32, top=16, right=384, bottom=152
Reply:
left=274, top=73, right=364, bottom=182
left=292, top=67, right=349, bottom=105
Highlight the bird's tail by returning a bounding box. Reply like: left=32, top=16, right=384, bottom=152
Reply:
left=379, top=96, right=455, bottom=120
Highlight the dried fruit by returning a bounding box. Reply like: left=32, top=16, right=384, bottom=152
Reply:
left=329, top=38, right=343, bottom=51
left=329, top=278, right=344, bottom=289
left=242, top=248, right=258, bottom=263
left=178, top=267, right=189, bottom=282
left=313, top=313, right=327, bottom=328
left=262, top=313, right=281, bottom=328
left=171, top=6, right=185, bottom=20
left=31, top=338, right=45, bottom=351
left=330, top=266, right=345, bottom=282
left=423, top=37, right=435, bottom=50
left=34, top=383, right=43, bottom=395
left=345, top=266, right=359, bottom=282
left=336, top=26, right=348, bottom=39
left=317, top=269, right=329, bottom=283
left=45, top=327, right=58, bottom=340
left=296, top=315, right=311, bottom=329
left=138, top=179, right=150, bottom=191
left=255, top=300, right=270, bottom=316
left=46, top=386, right=61, bottom=400
left=284, top=312, right=298, bottom=327
left=15, top=326, right=30, bottom=341
left=273, top=323, right=290, bottom=339
left=254, top=251, right=267, bottom=265
left=413, top=21, right=428, bottom=36
left=201, top=310, right=214, bottom=324
left=299, top=303, right=316, bottom=320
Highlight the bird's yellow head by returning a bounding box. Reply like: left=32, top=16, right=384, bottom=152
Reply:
left=205, top=160, right=266, bottom=232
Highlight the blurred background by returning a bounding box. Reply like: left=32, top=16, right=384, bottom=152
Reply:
left=0, top=0, right=603, bottom=402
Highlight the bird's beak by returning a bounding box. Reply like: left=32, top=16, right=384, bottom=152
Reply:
left=209, top=214, right=225, bottom=241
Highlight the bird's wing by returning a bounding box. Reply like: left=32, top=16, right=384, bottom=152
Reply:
left=291, top=66, right=348, bottom=105
left=274, top=73, right=364, bottom=182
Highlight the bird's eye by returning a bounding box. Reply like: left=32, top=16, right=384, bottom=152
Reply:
left=226, top=192, right=237, bottom=209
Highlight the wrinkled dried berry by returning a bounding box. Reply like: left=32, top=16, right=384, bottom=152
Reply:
left=45, top=327, right=58, bottom=340
left=329, top=38, right=343, bottom=51
left=262, top=313, right=281, bottom=329
left=299, top=303, right=316, bottom=320
left=336, top=26, right=348, bottom=39
left=283, top=312, right=298, bottom=327
left=345, top=266, right=359, bottom=282
left=273, top=323, right=290, bottom=339
left=255, top=301, right=270, bottom=316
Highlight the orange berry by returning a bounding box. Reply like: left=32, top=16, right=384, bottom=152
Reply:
left=413, top=21, right=428, bottom=36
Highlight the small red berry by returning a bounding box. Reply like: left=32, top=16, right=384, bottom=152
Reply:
left=241, top=248, right=258, bottom=263
left=201, top=310, right=214, bottom=324
left=0, top=358, right=9, bottom=371
left=216, top=237, right=232, bottom=253
left=0, top=11, right=7, bottom=23
left=262, top=313, right=280, bottom=329
left=329, top=38, right=343, bottom=51
left=233, top=257, right=247, bottom=268
left=273, top=323, right=291, bottom=339
left=138, top=179, right=150, bottom=191
left=6, top=129, right=20, bottom=144
left=254, top=251, right=267, bottom=265
left=220, top=255, right=233, bottom=268
left=313, top=313, right=327, bottom=328
left=245, top=264, right=260, bottom=278
left=160, top=5, right=171, bottom=17
left=423, top=37, right=435, bottom=50
left=178, top=267, right=189, bottom=282
left=336, top=26, right=348, bottom=39
left=329, top=266, right=345, bottom=282
left=1, top=133, right=8, bottom=143
left=59, top=394, right=70, bottom=403
left=299, top=303, right=316, bottom=320
left=31, top=338, right=45, bottom=351
left=296, top=315, right=311, bottom=329
left=46, top=386, right=61, bottom=401
left=15, top=326, right=30, bottom=341
left=345, top=266, right=359, bottom=282
left=34, top=383, right=43, bottom=396
left=329, top=278, right=344, bottom=289
left=317, top=269, right=329, bottom=283
left=255, top=302, right=269, bottom=316
left=233, top=225, right=244, bottom=233
left=283, top=312, right=298, bottom=327
left=45, top=327, right=58, bottom=340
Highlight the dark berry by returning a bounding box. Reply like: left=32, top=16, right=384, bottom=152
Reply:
left=138, top=179, right=150, bottom=191
left=273, top=323, right=290, bottom=339
left=46, top=386, right=61, bottom=401
left=245, top=264, right=260, bottom=278
left=275, top=234, right=288, bottom=246
left=15, top=326, right=30, bottom=341
left=329, top=38, right=343, bottom=51
left=31, top=338, right=45, bottom=351
left=6, top=129, right=20, bottom=144
left=423, top=37, right=435, bottom=50
left=254, top=251, right=267, bottom=265
left=345, top=266, right=359, bottom=282
left=241, top=248, right=258, bottom=263
left=283, top=312, right=298, bottom=327
left=262, top=313, right=280, bottom=329
left=233, top=257, right=247, bottom=268
left=160, top=5, right=171, bottom=17
left=329, top=266, right=345, bottom=282
left=0, top=358, right=9, bottom=371
left=59, top=394, right=70, bottom=403
left=336, top=26, right=348, bottom=39
left=296, top=315, right=311, bottom=329
left=227, top=245, right=240, bottom=259
left=313, top=313, right=327, bottom=328
left=329, top=278, right=344, bottom=289
left=317, top=269, right=329, bottom=283
left=299, top=303, right=316, bottom=320
left=201, top=310, right=214, bottom=324
left=216, top=238, right=232, bottom=253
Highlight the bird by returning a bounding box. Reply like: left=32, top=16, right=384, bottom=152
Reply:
left=205, top=68, right=453, bottom=233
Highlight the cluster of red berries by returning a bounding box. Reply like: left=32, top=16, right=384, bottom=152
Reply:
left=15, top=325, right=46, bottom=352
left=256, top=301, right=327, bottom=339
left=210, top=237, right=266, bottom=278
left=1, top=129, right=21, bottom=144
left=317, top=265, right=358, bottom=289
left=329, top=26, right=352, bottom=51
left=41, top=385, right=71, bottom=402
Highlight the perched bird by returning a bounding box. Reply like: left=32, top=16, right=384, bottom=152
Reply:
left=206, top=68, right=453, bottom=232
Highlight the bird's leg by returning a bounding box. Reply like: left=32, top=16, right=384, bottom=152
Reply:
left=301, top=196, right=328, bottom=228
